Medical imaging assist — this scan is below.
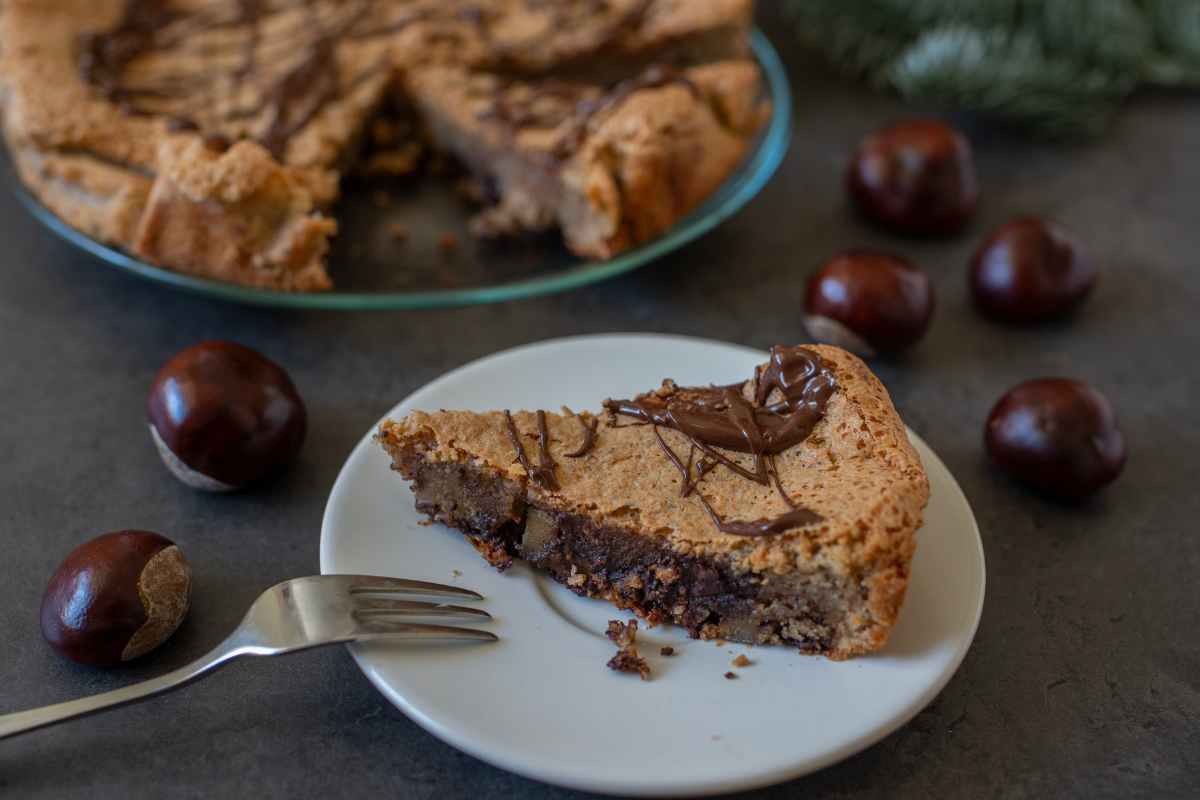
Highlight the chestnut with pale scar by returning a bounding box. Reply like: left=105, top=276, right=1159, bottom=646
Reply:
left=805, top=251, right=935, bottom=358
left=41, top=531, right=191, bottom=666
left=377, top=344, right=930, bottom=659
left=147, top=341, right=306, bottom=492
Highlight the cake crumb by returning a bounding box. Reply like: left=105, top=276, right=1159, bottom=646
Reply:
left=606, top=619, right=637, bottom=648
left=653, top=566, right=680, bottom=584
left=731, top=654, right=751, bottom=668
left=608, top=649, right=651, bottom=680
left=606, top=620, right=650, bottom=680
left=388, top=222, right=409, bottom=242
left=715, top=640, right=727, bottom=647
left=724, top=671, right=737, bottom=680
left=660, top=646, right=675, bottom=656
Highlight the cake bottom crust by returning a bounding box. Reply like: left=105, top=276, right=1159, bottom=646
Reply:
left=398, top=455, right=893, bottom=660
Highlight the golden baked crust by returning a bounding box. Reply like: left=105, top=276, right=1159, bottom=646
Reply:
left=378, top=345, right=931, bottom=659
left=132, top=139, right=337, bottom=290
left=0, top=0, right=761, bottom=291
left=565, top=61, right=769, bottom=257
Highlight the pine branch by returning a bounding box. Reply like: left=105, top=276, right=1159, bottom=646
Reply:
left=1030, top=0, right=1151, bottom=72
left=1143, top=0, right=1200, bottom=84
left=781, top=1, right=912, bottom=82
left=782, top=0, right=1200, bottom=136
left=888, top=26, right=1134, bottom=136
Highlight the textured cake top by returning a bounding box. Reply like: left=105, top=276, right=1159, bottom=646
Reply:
left=0, top=0, right=752, bottom=171
left=379, top=345, right=930, bottom=578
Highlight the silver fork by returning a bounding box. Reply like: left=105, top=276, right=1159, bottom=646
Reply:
left=0, top=575, right=495, bottom=740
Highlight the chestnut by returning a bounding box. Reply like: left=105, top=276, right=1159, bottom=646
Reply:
left=804, top=251, right=936, bottom=357
left=41, top=531, right=191, bottom=666
left=147, top=341, right=306, bottom=491
left=986, top=379, right=1126, bottom=501
left=971, top=217, right=1097, bottom=322
left=848, top=119, right=978, bottom=236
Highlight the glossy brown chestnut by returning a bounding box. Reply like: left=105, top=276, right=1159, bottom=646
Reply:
left=848, top=119, right=979, bottom=235
left=986, top=379, right=1126, bottom=501
left=147, top=341, right=306, bottom=491
left=971, top=217, right=1097, bottom=322
left=41, top=531, right=191, bottom=666
left=804, top=251, right=936, bottom=357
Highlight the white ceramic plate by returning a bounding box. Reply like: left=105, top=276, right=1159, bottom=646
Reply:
left=319, top=334, right=986, bottom=796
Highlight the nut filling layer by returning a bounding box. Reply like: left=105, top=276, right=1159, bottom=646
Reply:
left=406, top=458, right=845, bottom=652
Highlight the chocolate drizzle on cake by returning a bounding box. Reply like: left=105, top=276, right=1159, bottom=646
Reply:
left=477, top=79, right=594, bottom=136
left=476, top=63, right=700, bottom=164
left=78, top=0, right=667, bottom=160
left=604, top=345, right=837, bottom=537
left=553, top=65, right=699, bottom=160
left=490, top=0, right=653, bottom=64
left=504, top=410, right=560, bottom=491
left=257, top=24, right=346, bottom=158
left=78, top=0, right=402, bottom=157
left=565, top=414, right=599, bottom=458
left=696, top=494, right=823, bottom=537
left=79, top=0, right=179, bottom=98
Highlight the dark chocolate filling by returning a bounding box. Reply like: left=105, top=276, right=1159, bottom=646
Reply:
left=398, top=454, right=839, bottom=653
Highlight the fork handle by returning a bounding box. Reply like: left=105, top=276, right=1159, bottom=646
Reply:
left=0, top=638, right=245, bottom=740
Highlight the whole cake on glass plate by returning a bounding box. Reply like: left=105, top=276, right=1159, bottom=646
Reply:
left=0, top=0, right=767, bottom=290
left=377, top=345, right=931, bottom=660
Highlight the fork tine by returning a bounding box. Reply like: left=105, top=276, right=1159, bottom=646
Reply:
left=336, top=575, right=484, bottom=601
left=352, top=599, right=492, bottom=621
left=353, top=620, right=498, bottom=642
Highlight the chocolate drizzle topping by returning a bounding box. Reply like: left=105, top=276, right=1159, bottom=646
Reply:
left=697, top=494, right=823, bottom=537
left=604, top=346, right=838, bottom=537
left=553, top=65, right=699, bottom=160
left=78, top=0, right=666, bottom=160
left=79, top=0, right=179, bottom=101
left=504, top=410, right=560, bottom=491
left=77, top=0, right=416, bottom=157
left=564, top=413, right=599, bottom=458
left=477, top=63, right=701, bottom=164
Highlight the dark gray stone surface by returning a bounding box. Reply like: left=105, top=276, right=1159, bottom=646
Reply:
left=1, top=11, right=1197, bottom=799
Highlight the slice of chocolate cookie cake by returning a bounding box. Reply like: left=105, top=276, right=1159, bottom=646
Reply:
left=377, top=345, right=930, bottom=660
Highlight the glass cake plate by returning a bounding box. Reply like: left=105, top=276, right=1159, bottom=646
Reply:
left=9, top=31, right=790, bottom=311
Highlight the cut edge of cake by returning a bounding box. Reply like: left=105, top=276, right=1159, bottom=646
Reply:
left=405, top=59, right=771, bottom=260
